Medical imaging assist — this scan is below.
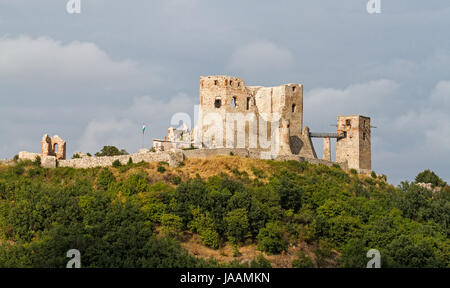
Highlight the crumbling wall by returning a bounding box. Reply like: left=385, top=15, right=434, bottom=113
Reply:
left=18, top=151, right=40, bottom=161
left=196, top=75, right=307, bottom=157
left=58, top=150, right=184, bottom=169
left=41, top=134, right=66, bottom=160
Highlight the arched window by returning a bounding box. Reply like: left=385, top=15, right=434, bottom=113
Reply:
left=54, top=143, right=58, bottom=153
left=246, top=97, right=251, bottom=110
left=231, top=97, right=237, bottom=108
left=292, top=104, right=296, bottom=113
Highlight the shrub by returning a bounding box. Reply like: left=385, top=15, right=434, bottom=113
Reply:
left=112, top=160, right=122, bottom=168
left=127, top=157, right=133, bottom=165
left=231, top=241, right=241, bottom=257
left=250, top=254, right=272, bottom=268
left=338, top=238, right=367, bottom=268
left=292, top=252, right=314, bottom=268
left=72, top=154, right=81, bottom=159
left=350, top=169, right=358, bottom=175
left=257, top=222, right=286, bottom=254
left=189, top=207, right=220, bottom=249
left=160, top=213, right=183, bottom=238
left=199, top=228, right=220, bottom=249
left=95, top=146, right=128, bottom=157
left=314, top=240, right=333, bottom=268
left=371, top=171, right=377, bottom=178
left=33, top=156, right=41, bottom=167
left=97, top=169, right=115, bottom=191
left=157, top=165, right=166, bottom=173
left=250, top=166, right=266, bottom=179
left=170, top=175, right=182, bottom=185
left=225, top=208, right=249, bottom=243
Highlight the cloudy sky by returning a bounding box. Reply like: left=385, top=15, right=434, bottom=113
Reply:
left=0, top=0, right=449, bottom=184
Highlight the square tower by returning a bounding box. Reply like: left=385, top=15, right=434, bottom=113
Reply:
left=336, top=115, right=371, bottom=170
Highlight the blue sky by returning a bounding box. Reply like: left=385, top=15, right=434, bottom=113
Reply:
left=0, top=0, right=449, bottom=184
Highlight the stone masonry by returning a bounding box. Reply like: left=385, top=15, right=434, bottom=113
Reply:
left=195, top=75, right=316, bottom=158
left=41, top=134, right=66, bottom=160
left=336, top=115, right=371, bottom=170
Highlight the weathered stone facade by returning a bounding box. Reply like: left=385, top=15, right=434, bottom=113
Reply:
left=58, top=149, right=184, bottom=168
left=195, top=75, right=315, bottom=158
left=41, top=134, right=66, bottom=160
left=153, top=122, right=195, bottom=151
left=323, top=138, right=331, bottom=161
left=18, top=151, right=40, bottom=161
left=336, top=115, right=371, bottom=170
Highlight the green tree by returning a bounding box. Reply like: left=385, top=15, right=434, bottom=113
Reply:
left=415, top=170, right=447, bottom=187
left=338, top=238, right=367, bottom=268
left=189, top=207, right=220, bottom=249
left=257, top=222, right=286, bottom=254
left=95, top=146, right=128, bottom=157
left=225, top=208, right=249, bottom=243
left=160, top=213, right=183, bottom=238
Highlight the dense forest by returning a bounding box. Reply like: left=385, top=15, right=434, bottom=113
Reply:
left=0, top=155, right=448, bottom=268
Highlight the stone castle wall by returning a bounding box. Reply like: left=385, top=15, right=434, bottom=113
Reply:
left=14, top=147, right=349, bottom=171
left=58, top=150, right=184, bottom=169
left=196, top=75, right=310, bottom=157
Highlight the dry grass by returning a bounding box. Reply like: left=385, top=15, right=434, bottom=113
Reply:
left=179, top=233, right=322, bottom=268
left=176, top=156, right=273, bottom=181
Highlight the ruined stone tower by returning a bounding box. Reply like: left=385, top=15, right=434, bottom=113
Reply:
left=336, top=115, right=371, bottom=170
left=41, top=134, right=66, bottom=160
left=196, top=75, right=316, bottom=157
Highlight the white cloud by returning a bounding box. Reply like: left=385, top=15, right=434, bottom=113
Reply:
left=0, top=36, right=136, bottom=77
left=229, top=41, right=294, bottom=77
left=304, top=79, right=400, bottom=129
left=430, top=80, right=450, bottom=110
left=77, top=119, right=136, bottom=154
left=0, top=36, right=160, bottom=101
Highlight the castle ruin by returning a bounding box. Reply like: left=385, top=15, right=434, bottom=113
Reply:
left=16, top=75, right=373, bottom=173
left=188, top=75, right=372, bottom=172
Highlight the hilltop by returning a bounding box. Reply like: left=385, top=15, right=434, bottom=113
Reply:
left=0, top=156, right=448, bottom=268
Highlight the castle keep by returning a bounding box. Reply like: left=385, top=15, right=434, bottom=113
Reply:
left=195, top=75, right=317, bottom=158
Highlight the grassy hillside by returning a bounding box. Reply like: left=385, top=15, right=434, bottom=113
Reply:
left=0, top=156, right=448, bottom=268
